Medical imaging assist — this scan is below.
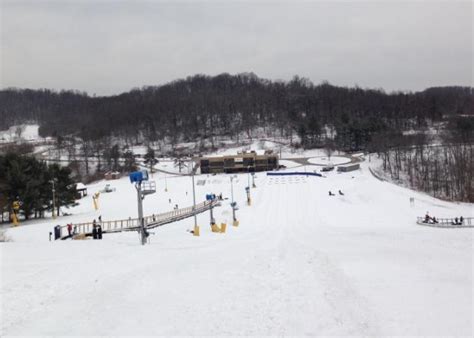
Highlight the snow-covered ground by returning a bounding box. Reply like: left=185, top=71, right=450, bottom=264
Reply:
left=307, top=155, right=350, bottom=166
left=0, top=124, right=42, bottom=143
left=1, top=156, right=473, bottom=336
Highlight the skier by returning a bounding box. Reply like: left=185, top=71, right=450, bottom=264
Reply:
left=338, top=190, right=344, bottom=196
left=67, top=223, right=72, bottom=236
left=328, top=191, right=335, bottom=196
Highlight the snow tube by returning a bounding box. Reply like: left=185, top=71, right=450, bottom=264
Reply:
left=267, top=172, right=322, bottom=177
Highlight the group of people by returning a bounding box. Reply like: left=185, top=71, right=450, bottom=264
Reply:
left=328, top=190, right=344, bottom=196
left=424, top=213, right=439, bottom=224
left=424, top=213, right=464, bottom=225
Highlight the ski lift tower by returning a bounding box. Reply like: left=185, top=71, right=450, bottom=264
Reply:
left=129, top=170, right=156, bottom=245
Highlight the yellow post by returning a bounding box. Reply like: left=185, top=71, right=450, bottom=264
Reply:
left=247, top=197, right=251, bottom=206
left=93, top=192, right=100, bottom=210
left=220, top=223, right=227, bottom=233
left=211, top=223, right=220, bottom=232
left=193, top=225, right=200, bottom=237
left=233, top=220, right=239, bottom=227
left=12, top=201, right=20, bottom=226
left=11, top=213, right=19, bottom=227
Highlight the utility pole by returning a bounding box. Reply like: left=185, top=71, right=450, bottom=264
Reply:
left=247, top=165, right=251, bottom=188
left=51, top=179, right=56, bottom=219
left=135, top=182, right=146, bottom=245
left=230, top=175, right=238, bottom=226
left=246, top=166, right=251, bottom=206
left=191, top=161, right=199, bottom=236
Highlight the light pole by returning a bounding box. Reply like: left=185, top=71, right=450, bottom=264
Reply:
left=191, top=162, right=199, bottom=236
left=230, top=175, right=238, bottom=226
left=247, top=165, right=251, bottom=188
left=51, top=179, right=56, bottom=219
left=246, top=166, right=251, bottom=206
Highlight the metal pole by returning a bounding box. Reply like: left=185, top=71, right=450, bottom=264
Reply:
left=247, top=166, right=250, bottom=188
left=230, top=176, right=236, bottom=222
left=192, top=171, right=197, bottom=227
left=136, top=182, right=146, bottom=245
left=210, top=202, right=214, bottom=226
left=191, top=162, right=199, bottom=236
left=52, top=180, right=56, bottom=219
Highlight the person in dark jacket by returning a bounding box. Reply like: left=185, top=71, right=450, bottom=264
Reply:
left=97, top=224, right=103, bottom=239
left=67, top=223, right=72, bottom=236
left=92, top=219, right=97, bottom=239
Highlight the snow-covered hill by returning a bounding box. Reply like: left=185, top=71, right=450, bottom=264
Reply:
left=1, top=157, right=473, bottom=336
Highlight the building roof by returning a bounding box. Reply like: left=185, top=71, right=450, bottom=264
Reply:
left=76, top=183, right=87, bottom=191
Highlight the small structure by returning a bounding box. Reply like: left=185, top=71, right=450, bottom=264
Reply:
left=104, top=171, right=120, bottom=180
left=337, top=163, right=360, bottom=172
left=321, top=165, right=335, bottom=172
left=100, top=184, right=116, bottom=193
left=75, top=183, right=87, bottom=198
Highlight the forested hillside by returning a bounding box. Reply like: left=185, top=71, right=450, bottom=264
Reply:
left=1, top=73, right=472, bottom=150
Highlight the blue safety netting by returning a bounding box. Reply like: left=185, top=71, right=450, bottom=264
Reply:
left=267, top=172, right=322, bottom=177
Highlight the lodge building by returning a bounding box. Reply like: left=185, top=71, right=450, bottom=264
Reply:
left=199, top=151, right=279, bottom=174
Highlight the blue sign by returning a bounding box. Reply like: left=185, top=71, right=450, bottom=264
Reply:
left=206, top=193, right=217, bottom=201
left=129, top=170, right=149, bottom=183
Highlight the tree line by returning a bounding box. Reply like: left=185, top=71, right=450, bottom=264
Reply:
left=1, top=73, right=472, bottom=151
left=0, top=73, right=472, bottom=202
left=0, top=153, right=77, bottom=221
left=373, top=116, right=473, bottom=202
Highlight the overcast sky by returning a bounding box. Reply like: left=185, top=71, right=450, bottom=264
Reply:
left=1, top=0, right=472, bottom=96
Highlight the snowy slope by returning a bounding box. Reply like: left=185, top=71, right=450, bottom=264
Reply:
left=1, top=159, right=473, bottom=336
left=0, top=124, right=41, bottom=143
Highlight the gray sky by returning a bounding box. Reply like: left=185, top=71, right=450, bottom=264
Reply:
left=1, top=0, right=472, bottom=96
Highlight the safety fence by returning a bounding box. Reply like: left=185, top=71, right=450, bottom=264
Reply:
left=416, top=217, right=473, bottom=228
left=58, top=199, right=220, bottom=239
